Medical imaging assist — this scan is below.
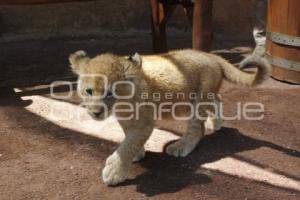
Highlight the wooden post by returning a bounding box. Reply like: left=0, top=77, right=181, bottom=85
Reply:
left=192, top=0, right=213, bottom=51
left=150, top=0, right=176, bottom=53
left=182, top=1, right=193, bottom=25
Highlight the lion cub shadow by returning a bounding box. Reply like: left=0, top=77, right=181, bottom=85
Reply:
left=118, top=127, right=300, bottom=197
left=119, top=151, right=212, bottom=196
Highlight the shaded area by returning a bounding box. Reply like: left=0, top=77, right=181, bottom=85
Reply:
left=122, top=127, right=300, bottom=197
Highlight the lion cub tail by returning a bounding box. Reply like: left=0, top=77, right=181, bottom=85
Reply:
left=218, top=55, right=272, bottom=86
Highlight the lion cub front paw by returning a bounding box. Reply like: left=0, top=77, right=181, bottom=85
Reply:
left=166, top=141, right=195, bottom=157
left=102, top=153, right=128, bottom=186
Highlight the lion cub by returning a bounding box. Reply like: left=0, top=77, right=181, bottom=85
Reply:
left=69, top=49, right=271, bottom=186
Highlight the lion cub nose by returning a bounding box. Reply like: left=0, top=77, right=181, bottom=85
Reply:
left=94, top=112, right=102, bottom=117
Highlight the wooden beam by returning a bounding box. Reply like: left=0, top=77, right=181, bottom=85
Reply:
left=150, top=0, right=176, bottom=53
left=192, top=0, right=213, bottom=51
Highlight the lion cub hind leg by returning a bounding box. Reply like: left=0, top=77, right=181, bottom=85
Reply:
left=166, top=91, right=214, bottom=157
left=205, top=110, right=222, bottom=133
left=204, top=98, right=222, bottom=134
left=166, top=118, right=205, bottom=157
left=133, top=147, right=146, bottom=162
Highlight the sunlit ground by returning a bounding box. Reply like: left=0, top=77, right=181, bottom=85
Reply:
left=15, top=87, right=300, bottom=192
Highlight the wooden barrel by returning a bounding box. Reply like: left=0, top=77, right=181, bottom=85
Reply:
left=266, top=0, right=300, bottom=84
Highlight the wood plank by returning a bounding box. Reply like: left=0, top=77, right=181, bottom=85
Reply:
left=272, top=65, right=300, bottom=84
left=192, top=0, right=213, bottom=51
left=268, top=0, right=300, bottom=35
left=266, top=41, right=300, bottom=62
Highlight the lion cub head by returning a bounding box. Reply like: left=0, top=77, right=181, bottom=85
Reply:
left=69, top=50, right=142, bottom=120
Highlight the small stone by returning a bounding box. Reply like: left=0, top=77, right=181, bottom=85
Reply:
left=70, top=166, right=74, bottom=170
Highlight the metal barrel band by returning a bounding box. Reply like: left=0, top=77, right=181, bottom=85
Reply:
left=266, top=53, right=300, bottom=72
left=267, top=32, right=300, bottom=47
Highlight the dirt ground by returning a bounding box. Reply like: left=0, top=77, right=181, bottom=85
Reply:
left=0, top=38, right=299, bottom=200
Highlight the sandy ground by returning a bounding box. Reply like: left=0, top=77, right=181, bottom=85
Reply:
left=0, top=38, right=299, bottom=200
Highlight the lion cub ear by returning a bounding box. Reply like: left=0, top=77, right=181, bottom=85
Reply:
left=123, top=53, right=142, bottom=81
left=128, top=52, right=142, bottom=66
left=69, top=50, right=90, bottom=75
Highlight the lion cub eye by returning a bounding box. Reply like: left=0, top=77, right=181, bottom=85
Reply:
left=106, top=90, right=113, bottom=98
left=86, top=88, right=93, bottom=96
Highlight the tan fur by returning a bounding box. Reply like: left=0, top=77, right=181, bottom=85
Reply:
left=69, top=49, right=271, bottom=186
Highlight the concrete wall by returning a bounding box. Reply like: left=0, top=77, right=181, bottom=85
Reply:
left=0, top=0, right=254, bottom=42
